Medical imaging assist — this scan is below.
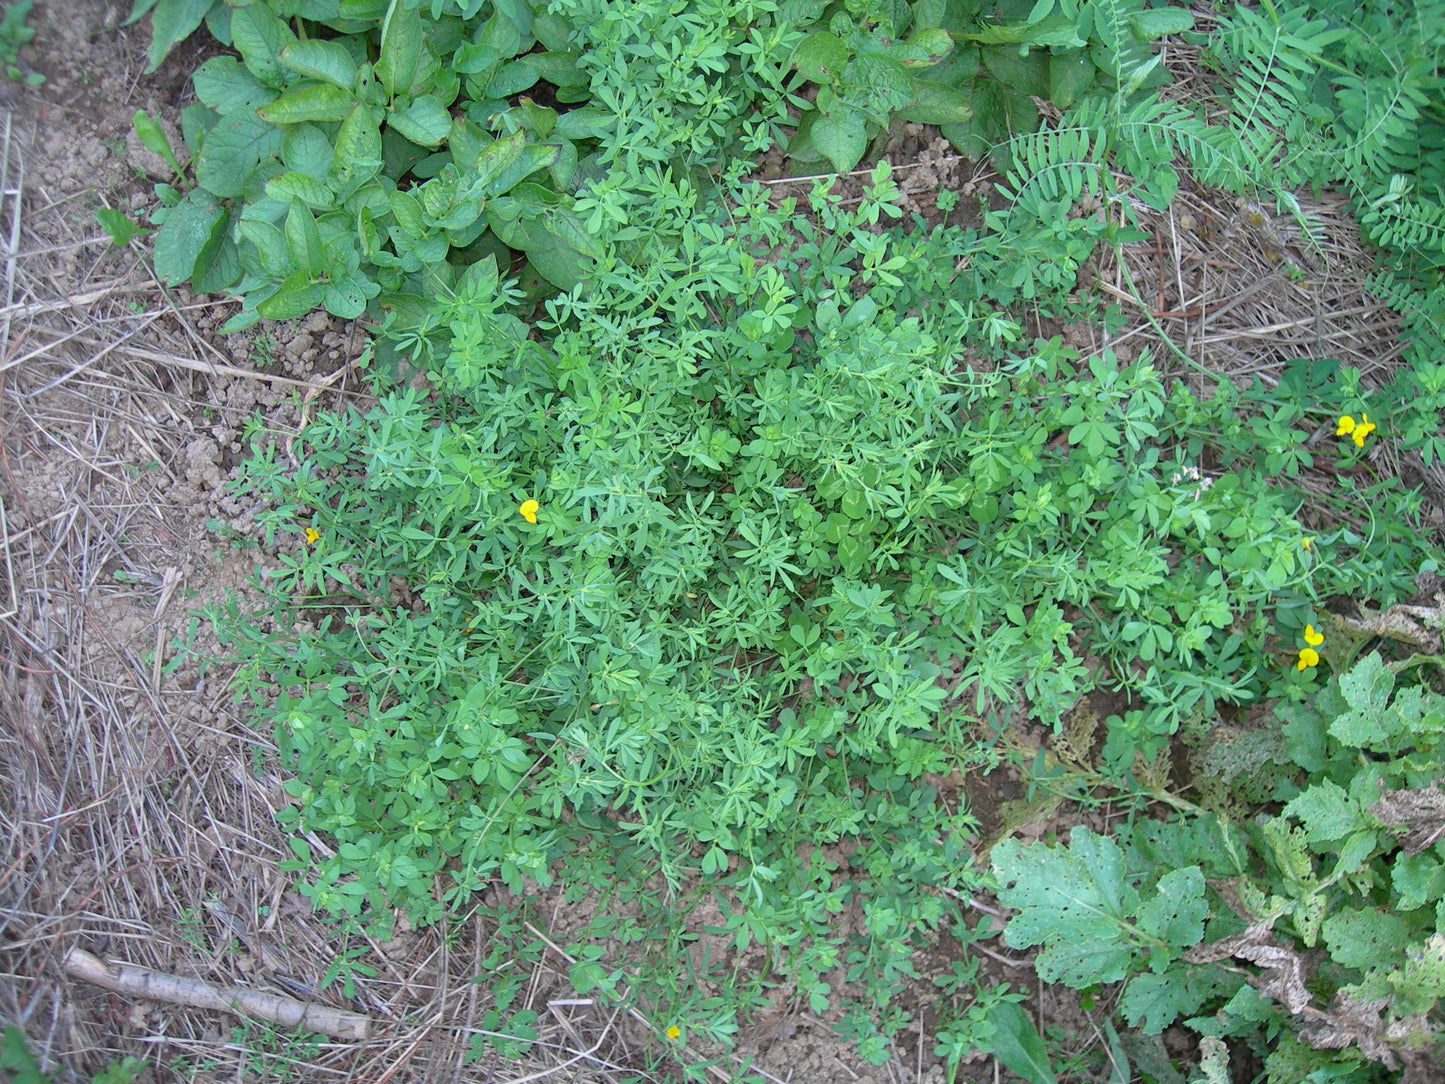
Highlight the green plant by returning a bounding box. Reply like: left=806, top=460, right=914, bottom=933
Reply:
left=993, top=652, right=1445, bottom=1079
left=131, top=0, right=606, bottom=329
left=784, top=0, right=1195, bottom=172
left=0, top=1, right=42, bottom=85
left=1, top=1026, right=145, bottom=1084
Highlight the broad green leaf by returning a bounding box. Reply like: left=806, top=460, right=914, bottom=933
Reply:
left=1049, top=50, right=1094, bottom=108
left=259, top=82, right=357, bottom=124
left=125, top=0, right=160, bottom=27
left=899, top=80, right=973, bottom=124
left=1128, top=8, right=1194, bottom=40
left=193, top=56, right=277, bottom=113
left=540, top=206, right=600, bottom=259
left=377, top=0, right=424, bottom=99
left=1134, top=867, right=1207, bottom=950
left=388, top=189, right=426, bottom=238
left=239, top=218, right=291, bottom=277
left=793, top=32, right=849, bottom=83
left=133, top=109, right=183, bottom=176
left=981, top=45, right=1050, bottom=97
left=180, top=103, right=219, bottom=156
left=279, top=39, right=358, bottom=90
left=1321, top=908, right=1410, bottom=972
left=854, top=54, right=915, bottom=118
left=258, top=269, right=325, bottom=320
left=96, top=209, right=147, bottom=246
left=192, top=227, right=241, bottom=293
left=520, top=51, right=588, bottom=87
left=196, top=111, right=282, bottom=199
left=519, top=229, right=587, bottom=291
left=453, top=42, right=499, bottom=75
left=1283, top=779, right=1367, bottom=844
left=487, top=143, right=558, bottom=197
left=896, top=27, right=954, bottom=67
left=810, top=107, right=867, bottom=172
left=323, top=274, right=376, bottom=318
left=387, top=95, right=451, bottom=148
left=265, top=171, right=335, bottom=208
left=338, top=0, right=386, bottom=15
left=153, top=188, right=227, bottom=282
left=230, top=2, right=296, bottom=89
left=1119, top=965, right=1235, bottom=1034
left=285, top=198, right=325, bottom=276
left=486, top=60, right=540, bottom=98
left=332, top=105, right=384, bottom=185
left=146, top=0, right=213, bottom=73
left=282, top=124, right=335, bottom=180
left=976, top=1002, right=1057, bottom=1084
left=993, top=828, right=1141, bottom=987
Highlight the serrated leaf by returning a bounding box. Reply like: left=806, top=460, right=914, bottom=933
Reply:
left=1119, top=964, right=1232, bottom=1034
left=153, top=188, right=227, bottom=282
left=810, top=107, right=867, bottom=172
left=279, top=39, right=358, bottom=90
left=387, top=95, right=451, bottom=147
left=1134, top=867, right=1207, bottom=950
left=1283, top=778, right=1367, bottom=844
left=230, top=2, right=295, bottom=89
left=993, top=828, right=1141, bottom=987
left=146, top=0, right=213, bottom=73
left=193, top=56, right=278, bottom=113
left=1321, top=908, right=1410, bottom=972
left=793, top=31, right=848, bottom=83
left=259, top=82, right=357, bottom=124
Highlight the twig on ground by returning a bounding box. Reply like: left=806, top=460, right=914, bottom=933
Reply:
left=61, top=947, right=373, bottom=1040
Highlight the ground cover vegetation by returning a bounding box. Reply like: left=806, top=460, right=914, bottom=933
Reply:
left=122, top=0, right=1445, bottom=1077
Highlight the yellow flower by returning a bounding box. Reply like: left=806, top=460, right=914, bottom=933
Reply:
left=1297, top=647, right=1320, bottom=671
left=1336, top=412, right=1376, bottom=448
left=1304, top=624, right=1324, bottom=647
left=1301, top=537, right=1313, bottom=552
left=518, top=499, right=539, bottom=524
left=666, top=1025, right=681, bottom=1042
left=304, top=527, right=321, bottom=545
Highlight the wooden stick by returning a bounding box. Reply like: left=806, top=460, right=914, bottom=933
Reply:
left=61, top=947, right=371, bottom=1041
